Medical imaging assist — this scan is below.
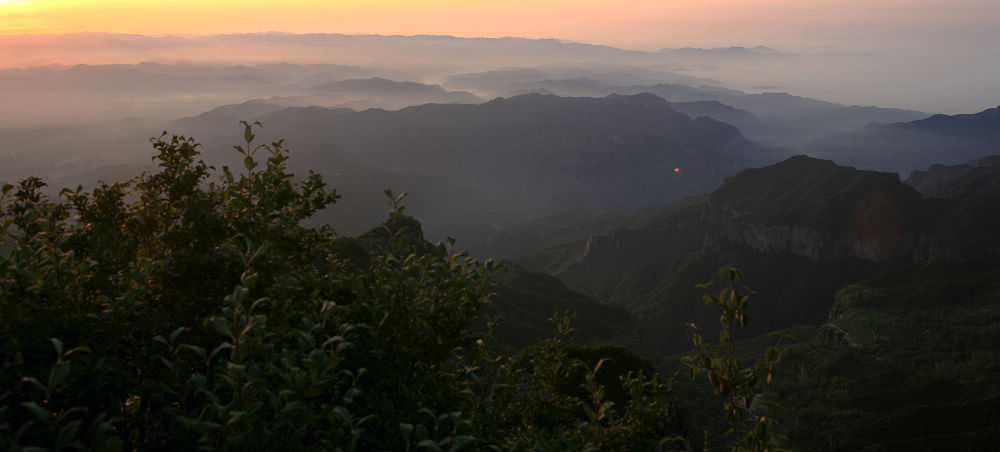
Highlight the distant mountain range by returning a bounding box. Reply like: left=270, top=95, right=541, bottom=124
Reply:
left=804, top=105, right=1000, bottom=175
left=168, top=77, right=482, bottom=124
left=306, top=77, right=480, bottom=105
left=4, top=31, right=995, bottom=116
left=169, top=93, right=784, bottom=244
left=442, top=66, right=718, bottom=96
left=0, top=56, right=941, bottom=159
left=2, top=33, right=999, bottom=448
left=658, top=45, right=783, bottom=56
left=664, top=100, right=761, bottom=131
left=439, top=72, right=928, bottom=145
left=3, top=33, right=998, bottom=449
left=0, top=32, right=724, bottom=73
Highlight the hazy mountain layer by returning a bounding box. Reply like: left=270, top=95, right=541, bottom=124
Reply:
left=616, top=87, right=928, bottom=146
left=440, top=70, right=928, bottom=146
left=305, top=77, right=481, bottom=107
left=168, top=93, right=779, bottom=245
left=804, top=105, right=1000, bottom=175
left=170, top=77, right=482, bottom=127
left=0, top=62, right=418, bottom=127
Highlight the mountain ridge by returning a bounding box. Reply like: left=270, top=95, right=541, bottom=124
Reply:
left=485, top=155, right=1000, bottom=354
left=804, top=105, right=1000, bottom=175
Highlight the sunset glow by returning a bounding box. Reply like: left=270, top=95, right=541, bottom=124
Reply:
left=2, top=0, right=997, bottom=50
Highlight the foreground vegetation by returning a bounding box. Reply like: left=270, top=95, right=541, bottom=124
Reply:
left=768, top=262, right=1000, bottom=450
left=668, top=260, right=1000, bottom=451
left=0, top=125, right=792, bottom=451
left=15, top=122, right=999, bottom=451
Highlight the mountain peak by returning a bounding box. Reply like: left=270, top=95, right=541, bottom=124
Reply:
left=710, top=155, right=924, bottom=233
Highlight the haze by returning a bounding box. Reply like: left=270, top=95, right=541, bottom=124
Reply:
left=5, top=2, right=1000, bottom=449
left=1, top=0, right=998, bottom=194
left=2, top=0, right=999, bottom=113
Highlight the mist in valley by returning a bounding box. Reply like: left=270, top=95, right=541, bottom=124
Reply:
left=3, top=32, right=997, bottom=225
left=3, top=7, right=1000, bottom=448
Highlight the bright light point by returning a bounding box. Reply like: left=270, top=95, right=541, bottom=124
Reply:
left=674, top=168, right=680, bottom=173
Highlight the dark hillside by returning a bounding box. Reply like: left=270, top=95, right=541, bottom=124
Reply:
left=769, top=261, right=1000, bottom=450
left=906, top=155, right=1000, bottom=198
left=804, top=105, right=1000, bottom=175
left=170, top=93, right=774, bottom=245
left=490, top=155, right=998, bottom=355
left=206, top=93, right=764, bottom=214
left=340, top=213, right=637, bottom=351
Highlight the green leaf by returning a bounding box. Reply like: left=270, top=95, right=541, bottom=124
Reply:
left=50, top=338, right=64, bottom=358
left=21, top=402, right=49, bottom=424
left=279, top=401, right=306, bottom=417
left=208, top=317, right=233, bottom=337
left=400, top=423, right=414, bottom=442
left=417, top=439, right=443, bottom=452
left=21, top=376, right=47, bottom=395
left=180, top=344, right=207, bottom=359
left=244, top=156, right=257, bottom=171
left=227, top=411, right=245, bottom=426
left=48, top=361, right=71, bottom=390
left=168, top=326, right=186, bottom=344
left=416, top=424, right=430, bottom=441
left=55, top=419, right=83, bottom=450
left=232, top=286, right=249, bottom=305
left=450, top=436, right=476, bottom=451
left=243, top=122, right=255, bottom=143
left=210, top=343, right=232, bottom=360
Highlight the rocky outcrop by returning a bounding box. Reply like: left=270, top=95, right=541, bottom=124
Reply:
left=818, top=323, right=859, bottom=347
left=905, top=155, right=1000, bottom=197
left=700, top=156, right=926, bottom=262
left=817, top=294, right=863, bottom=347
left=493, top=155, right=1000, bottom=354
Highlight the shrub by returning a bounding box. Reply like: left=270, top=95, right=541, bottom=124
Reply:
left=0, top=124, right=684, bottom=451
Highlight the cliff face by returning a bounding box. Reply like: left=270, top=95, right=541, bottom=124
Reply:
left=905, top=155, right=1000, bottom=261
left=495, top=155, right=1000, bottom=354
left=905, top=155, right=1000, bottom=197
left=705, top=154, right=1000, bottom=266
left=548, top=156, right=939, bottom=287
left=699, top=155, right=929, bottom=262
left=705, top=221, right=915, bottom=262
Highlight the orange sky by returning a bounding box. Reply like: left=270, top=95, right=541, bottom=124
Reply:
left=1, top=0, right=997, bottom=50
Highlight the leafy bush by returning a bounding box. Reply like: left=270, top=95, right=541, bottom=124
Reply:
left=472, top=313, right=681, bottom=451
left=683, top=268, right=788, bottom=452
left=0, top=124, right=684, bottom=451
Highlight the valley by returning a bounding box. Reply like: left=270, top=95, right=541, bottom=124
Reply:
left=2, top=30, right=1000, bottom=451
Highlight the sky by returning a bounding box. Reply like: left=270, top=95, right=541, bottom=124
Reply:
left=1, top=0, right=998, bottom=113
left=2, top=0, right=998, bottom=52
